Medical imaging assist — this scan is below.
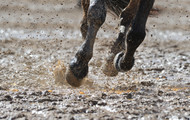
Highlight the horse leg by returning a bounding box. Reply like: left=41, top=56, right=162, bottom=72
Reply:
left=80, top=0, right=89, bottom=39
left=114, top=0, right=155, bottom=72
left=103, top=0, right=140, bottom=76
left=66, top=0, right=107, bottom=87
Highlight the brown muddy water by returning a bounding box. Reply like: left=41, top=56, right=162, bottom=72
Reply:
left=0, top=0, right=190, bottom=119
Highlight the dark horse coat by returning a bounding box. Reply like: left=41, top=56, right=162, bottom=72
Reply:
left=66, top=0, right=155, bottom=87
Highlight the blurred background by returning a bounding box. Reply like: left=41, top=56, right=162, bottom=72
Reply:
left=0, top=0, right=189, bottom=41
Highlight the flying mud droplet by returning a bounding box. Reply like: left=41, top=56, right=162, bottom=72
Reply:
left=53, top=60, right=67, bottom=85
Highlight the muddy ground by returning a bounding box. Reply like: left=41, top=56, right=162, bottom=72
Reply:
left=0, top=0, right=190, bottom=119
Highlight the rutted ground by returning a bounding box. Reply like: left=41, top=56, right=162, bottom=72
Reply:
left=0, top=0, right=190, bottom=119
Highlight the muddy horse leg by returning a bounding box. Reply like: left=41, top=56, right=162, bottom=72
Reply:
left=80, top=0, right=89, bottom=39
left=114, top=0, right=154, bottom=72
left=103, top=0, right=140, bottom=76
left=66, top=0, right=107, bottom=87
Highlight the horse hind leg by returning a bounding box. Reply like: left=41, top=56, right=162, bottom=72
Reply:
left=114, top=0, right=155, bottom=72
left=102, top=0, right=140, bottom=76
left=66, top=0, right=107, bottom=87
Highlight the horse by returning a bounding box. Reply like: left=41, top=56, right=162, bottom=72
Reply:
left=66, top=0, right=155, bottom=87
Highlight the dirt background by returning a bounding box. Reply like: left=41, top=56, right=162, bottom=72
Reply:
left=0, top=0, right=190, bottom=119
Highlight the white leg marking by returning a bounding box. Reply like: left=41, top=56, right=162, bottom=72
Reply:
left=120, top=25, right=125, bottom=34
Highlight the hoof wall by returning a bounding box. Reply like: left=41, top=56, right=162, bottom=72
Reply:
left=114, top=52, right=135, bottom=72
left=102, top=62, right=118, bottom=76
left=66, top=67, right=83, bottom=87
left=114, top=51, right=124, bottom=72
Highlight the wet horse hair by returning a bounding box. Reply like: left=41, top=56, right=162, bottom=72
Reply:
left=66, top=0, right=155, bottom=87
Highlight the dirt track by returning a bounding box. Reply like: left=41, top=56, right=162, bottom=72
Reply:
left=0, top=0, right=190, bottom=119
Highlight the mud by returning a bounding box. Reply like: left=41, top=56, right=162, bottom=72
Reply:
left=0, top=0, right=190, bottom=119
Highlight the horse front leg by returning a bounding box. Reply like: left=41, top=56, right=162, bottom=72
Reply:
left=103, top=0, right=140, bottom=76
left=66, top=0, right=107, bottom=87
left=80, top=0, right=89, bottom=39
left=114, top=0, right=154, bottom=72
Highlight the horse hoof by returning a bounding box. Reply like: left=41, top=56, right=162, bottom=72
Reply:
left=66, top=67, right=83, bottom=87
left=114, top=51, right=124, bottom=72
left=114, top=51, right=135, bottom=72
left=102, top=61, right=118, bottom=76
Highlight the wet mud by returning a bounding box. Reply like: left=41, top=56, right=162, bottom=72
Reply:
left=0, top=0, right=190, bottom=119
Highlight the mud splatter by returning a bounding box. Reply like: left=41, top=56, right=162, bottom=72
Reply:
left=0, top=0, right=190, bottom=119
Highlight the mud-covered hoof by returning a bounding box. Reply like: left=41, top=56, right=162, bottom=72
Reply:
left=66, top=67, right=83, bottom=87
left=102, top=61, right=118, bottom=76
left=102, top=54, right=118, bottom=76
left=114, top=51, right=134, bottom=72
left=66, top=57, right=89, bottom=87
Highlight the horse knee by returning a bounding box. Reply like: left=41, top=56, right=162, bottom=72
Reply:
left=87, top=0, right=106, bottom=28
